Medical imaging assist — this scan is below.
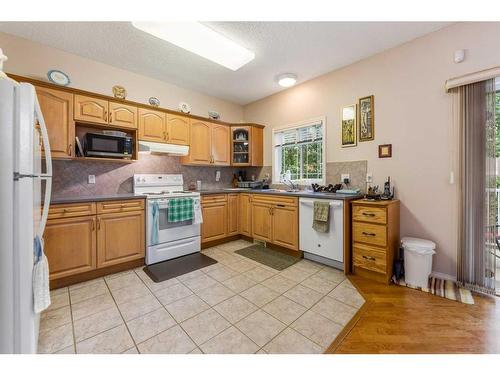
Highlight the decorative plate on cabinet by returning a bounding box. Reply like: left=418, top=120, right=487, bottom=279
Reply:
left=47, top=70, right=70, bottom=86
left=179, top=102, right=191, bottom=114
left=149, top=97, right=160, bottom=107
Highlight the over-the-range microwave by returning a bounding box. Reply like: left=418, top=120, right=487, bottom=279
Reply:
left=84, top=132, right=133, bottom=159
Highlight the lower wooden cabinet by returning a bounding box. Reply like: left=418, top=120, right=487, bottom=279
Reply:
left=239, top=193, right=252, bottom=236
left=251, top=202, right=273, bottom=242
left=272, top=205, right=299, bottom=250
left=227, top=194, right=239, bottom=236
left=97, top=210, right=145, bottom=268
left=201, top=195, right=228, bottom=243
left=44, top=199, right=145, bottom=281
left=44, top=215, right=97, bottom=280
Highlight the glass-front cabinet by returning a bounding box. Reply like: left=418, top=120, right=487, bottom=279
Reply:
left=232, top=126, right=250, bottom=165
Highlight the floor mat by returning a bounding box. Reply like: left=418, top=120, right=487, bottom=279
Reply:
left=235, top=244, right=300, bottom=271
left=393, top=276, right=474, bottom=304
left=143, top=252, right=217, bottom=282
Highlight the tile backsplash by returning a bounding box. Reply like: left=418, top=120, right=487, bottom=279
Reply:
left=258, top=160, right=368, bottom=192
left=51, top=154, right=261, bottom=199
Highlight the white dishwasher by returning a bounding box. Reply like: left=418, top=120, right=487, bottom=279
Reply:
left=299, top=197, right=344, bottom=269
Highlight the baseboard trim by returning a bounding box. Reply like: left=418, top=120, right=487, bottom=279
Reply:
left=430, top=271, right=457, bottom=282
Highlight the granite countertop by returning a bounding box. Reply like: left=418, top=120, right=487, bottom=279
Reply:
left=199, top=188, right=363, bottom=201
left=51, top=193, right=146, bottom=205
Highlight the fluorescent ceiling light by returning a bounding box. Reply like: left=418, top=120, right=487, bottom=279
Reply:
left=132, top=22, right=255, bottom=71
left=277, top=73, right=297, bottom=87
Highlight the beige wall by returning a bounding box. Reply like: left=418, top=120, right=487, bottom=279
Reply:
left=0, top=32, right=244, bottom=123
left=244, top=22, right=500, bottom=277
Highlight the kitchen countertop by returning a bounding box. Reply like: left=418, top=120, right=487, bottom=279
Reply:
left=199, top=189, right=363, bottom=201
left=51, top=193, right=146, bottom=205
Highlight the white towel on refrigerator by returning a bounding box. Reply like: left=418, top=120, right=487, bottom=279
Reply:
left=33, top=236, right=51, bottom=313
left=193, top=197, right=203, bottom=224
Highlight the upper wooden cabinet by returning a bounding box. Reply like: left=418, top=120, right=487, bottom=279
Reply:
left=166, top=114, right=190, bottom=145
left=182, top=121, right=230, bottom=166
left=231, top=125, right=263, bottom=167
left=212, top=124, right=231, bottom=165
left=74, top=94, right=138, bottom=129
left=183, top=120, right=212, bottom=165
left=138, top=108, right=167, bottom=143
left=35, top=86, right=74, bottom=158
left=74, top=94, right=108, bottom=125
left=109, top=102, right=138, bottom=129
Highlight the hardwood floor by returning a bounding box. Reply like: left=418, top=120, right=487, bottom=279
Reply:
left=327, top=275, right=500, bottom=354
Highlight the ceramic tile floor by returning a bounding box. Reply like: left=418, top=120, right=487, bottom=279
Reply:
left=38, top=239, right=364, bottom=354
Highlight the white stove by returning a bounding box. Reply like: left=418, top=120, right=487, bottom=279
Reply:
left=134, top=174, right=201, bottom=265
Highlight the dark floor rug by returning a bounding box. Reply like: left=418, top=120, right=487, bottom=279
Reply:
left=143, top=252, right=217, bottom=282
left=235, top=244, right=300, bottom=271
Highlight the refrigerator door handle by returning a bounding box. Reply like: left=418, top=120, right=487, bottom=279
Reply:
left=34, top=98, right=52, bottom=238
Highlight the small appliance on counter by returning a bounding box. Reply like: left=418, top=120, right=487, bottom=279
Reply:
left=365, top=177, right=395, bottom=201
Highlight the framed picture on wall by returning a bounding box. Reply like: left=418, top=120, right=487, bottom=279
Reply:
left=358, top=95, right=374, bottom=141
left=341, top=104, right=357, bottom=147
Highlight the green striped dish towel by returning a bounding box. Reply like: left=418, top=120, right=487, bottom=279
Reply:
left=168, top=198, right=194, bottom=222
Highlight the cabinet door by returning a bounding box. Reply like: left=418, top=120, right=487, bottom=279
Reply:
left=44, top=216, right=96, bottom=280
left=97, top=210, right=145, bottom=268
left=167, top=114, right=190, bottom=145
left=251, top=126, right=263, bottom=166
left=138, top=108, right=166, bottom=142
left=184, top=120, right=212, bottom=164
left=272, top=205, right=299, bottom=250
left=252, top=203, right=272, bottom=242
left=212, top=124, right=231, bottom=165
left=109, top=102, right=138, bottom=129
left=35, top=86, right=74, bottom=158
left=74, top=94, right=108, bottom=125
left=239, top=194, right=252, bottom=236
left=227, top=194, right=239, bottom=236
left=201, top=202, right=227, bottom=243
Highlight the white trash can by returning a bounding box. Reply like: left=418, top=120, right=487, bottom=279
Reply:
left=402, top=237, right=436, bottom=289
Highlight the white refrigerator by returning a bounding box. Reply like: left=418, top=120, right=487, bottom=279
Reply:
left=0, top=80, right=52, bottom=353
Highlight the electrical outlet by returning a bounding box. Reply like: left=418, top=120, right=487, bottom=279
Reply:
left=366, top=173, right=373, bottom=183
left=88, top=175, right=95, bottom=184
left=341, top=174, right=350, bottom=184
left=215, top=170, right=221, bottom=182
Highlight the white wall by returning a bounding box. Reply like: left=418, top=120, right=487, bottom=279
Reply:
left=0, top=32, right=244, bottom=123
left=244, top=22, right=500, bottom=277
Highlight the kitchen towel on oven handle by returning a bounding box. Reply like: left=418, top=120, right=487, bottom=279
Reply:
left=168, top=197, right=194, bottom=222
left=193, top=197, right=203, bottom=224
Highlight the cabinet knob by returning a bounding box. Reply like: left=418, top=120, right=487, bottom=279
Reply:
left=109, top=112, right=113, bottom=123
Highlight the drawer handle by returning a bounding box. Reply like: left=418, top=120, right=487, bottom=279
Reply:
left=362, top=212, right=376, bottom=217
left=362, top=255, right=376, bottom=261
left=276, top=204, right=285, bottom=207
left=362, top=231, right=376, bottom=236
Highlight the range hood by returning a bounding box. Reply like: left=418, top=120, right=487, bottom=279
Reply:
left=138, top=141, right=189, bottom=156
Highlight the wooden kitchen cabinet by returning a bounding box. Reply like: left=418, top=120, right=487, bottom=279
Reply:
left=212, top=124, right=231, bottom=165
left=251, top=195, right=299, bottom=250
left=138, top=108, right=167, bottom=143
left=44, top=215, right=97, bottom=280
left=250, top=126, right=264, bottom=166
left=109, top=102, right=138, bottom=129
left=231, top=125, right=263, bottom=167
left=74, top=94, right=108, bottom=125
left=227, top=194, right=239, bottom=236
left=201, top=198, right=228, bottom=243
left=166, top=114, right=190, bottom=145
left=239, top=193, right=252, bottom=237
left=182, top=121, right=230, bottom=166
left=251, top=202, right=273, bottom=242
left=35, top=86, right=74, bottom=158
left=97, top=210, right=145, bottom=268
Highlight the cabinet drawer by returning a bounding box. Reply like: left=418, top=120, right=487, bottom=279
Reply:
left=251, top=194, right=298, bottom=207
left=48, top=202, right=96, bottom=219
left=201, top=194, right=227, bottom=204
left=353, top=205, right=387, bottom=224
left=353, top=222, right=387, bottom=247
left=353, top=243, right=387, bottom=274
left=97, top=199, right=145, bottom=214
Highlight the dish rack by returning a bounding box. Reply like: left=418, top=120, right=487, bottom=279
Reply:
left=238, top=181, right=263, bottom=189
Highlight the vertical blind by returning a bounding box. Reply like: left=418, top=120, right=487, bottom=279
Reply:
left=274, top=121, right=324, bottom=182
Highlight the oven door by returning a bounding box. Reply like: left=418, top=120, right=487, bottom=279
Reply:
left=147, top=199, right=200, bottom=246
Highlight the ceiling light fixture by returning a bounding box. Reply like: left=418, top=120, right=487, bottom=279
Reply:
left=131, top=22, right=255, bottom=71
left=277, top=73, right=297, bottom=88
